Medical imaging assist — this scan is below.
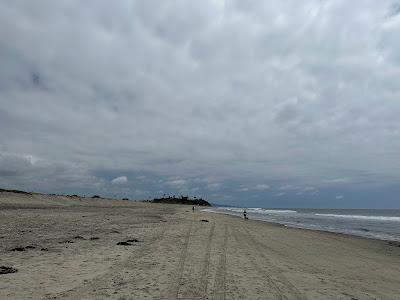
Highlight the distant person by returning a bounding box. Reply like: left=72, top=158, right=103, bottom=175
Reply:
left=243, top=209, right=248, bottom=220
left=192, top=206, right=194, bottom=213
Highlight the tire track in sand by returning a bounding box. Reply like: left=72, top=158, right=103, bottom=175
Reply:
left=167, top=219, right=193, bottom=299
left=212, top=224, right=228, bottom=300
left=241, top=226, right=306, bottom=300
left=231, top=227, right=283, bottom=299
left=200, top=221, right=215, bottom=299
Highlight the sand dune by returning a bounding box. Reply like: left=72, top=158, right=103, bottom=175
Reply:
left=1, top=192, right=399, bottom=299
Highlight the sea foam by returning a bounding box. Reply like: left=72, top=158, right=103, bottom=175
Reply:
left=314, top=214, right=400, bottom=222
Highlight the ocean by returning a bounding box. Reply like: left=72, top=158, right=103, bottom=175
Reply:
left=203, top=207, right=400, bottom=241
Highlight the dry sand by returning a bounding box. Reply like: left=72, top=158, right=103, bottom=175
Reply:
left=1, top=192, right=400, bottom=299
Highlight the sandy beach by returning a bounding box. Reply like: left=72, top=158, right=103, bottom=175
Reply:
left=1, top=192, right=400, bottom=299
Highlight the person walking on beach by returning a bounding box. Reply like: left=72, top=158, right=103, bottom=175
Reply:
left=192, top=206, right=195, bottom=213
left=243, top=209, right=248, bottom=220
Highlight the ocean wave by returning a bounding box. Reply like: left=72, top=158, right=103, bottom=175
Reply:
left=314, top=213, right=400, bottom=222
left=258, top=209, right=297, bottom=214
left=219, top=207, right=244, bottom=213
left=217, top=207, right=297, bottom=214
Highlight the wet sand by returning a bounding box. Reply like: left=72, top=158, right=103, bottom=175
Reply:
left=1, top=191, right=400, bottom=299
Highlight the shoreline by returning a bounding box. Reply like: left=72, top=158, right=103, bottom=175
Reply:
left=203, top=208, right=400, bottom=243
left=209, top=210, right=400, bottom=246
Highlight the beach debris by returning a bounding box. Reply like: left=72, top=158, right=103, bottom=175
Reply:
left=90, top=237, right=100, bottom=240
left=388, top=241, right=400, bottom=247
left=117, top=241, right=132, bottom=246
left=73, top=235, right=86, bottom=240
left=200, top=219, right=209, bottom=222
left=117, top=239, right=139, bottom=246
left=111, top=230, right=120, bottom=233
left=0, top=266, right=18, bottom=275
left=10, top=245, right=38, bottom=252
left=126, top=239, right=139, bottom=243
left=10, top=247, right=26, bottom=252
left=59, top=240, right=74, bottom=244
left=41, top=248, right=49, bottom=251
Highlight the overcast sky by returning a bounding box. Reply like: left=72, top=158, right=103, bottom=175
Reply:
left=1, top=1, right=400, bottom=208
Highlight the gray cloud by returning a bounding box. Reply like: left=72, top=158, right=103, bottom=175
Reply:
left=255, top=184, right=270, bottom=191
left=1, top=1, right=400, bottom=206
